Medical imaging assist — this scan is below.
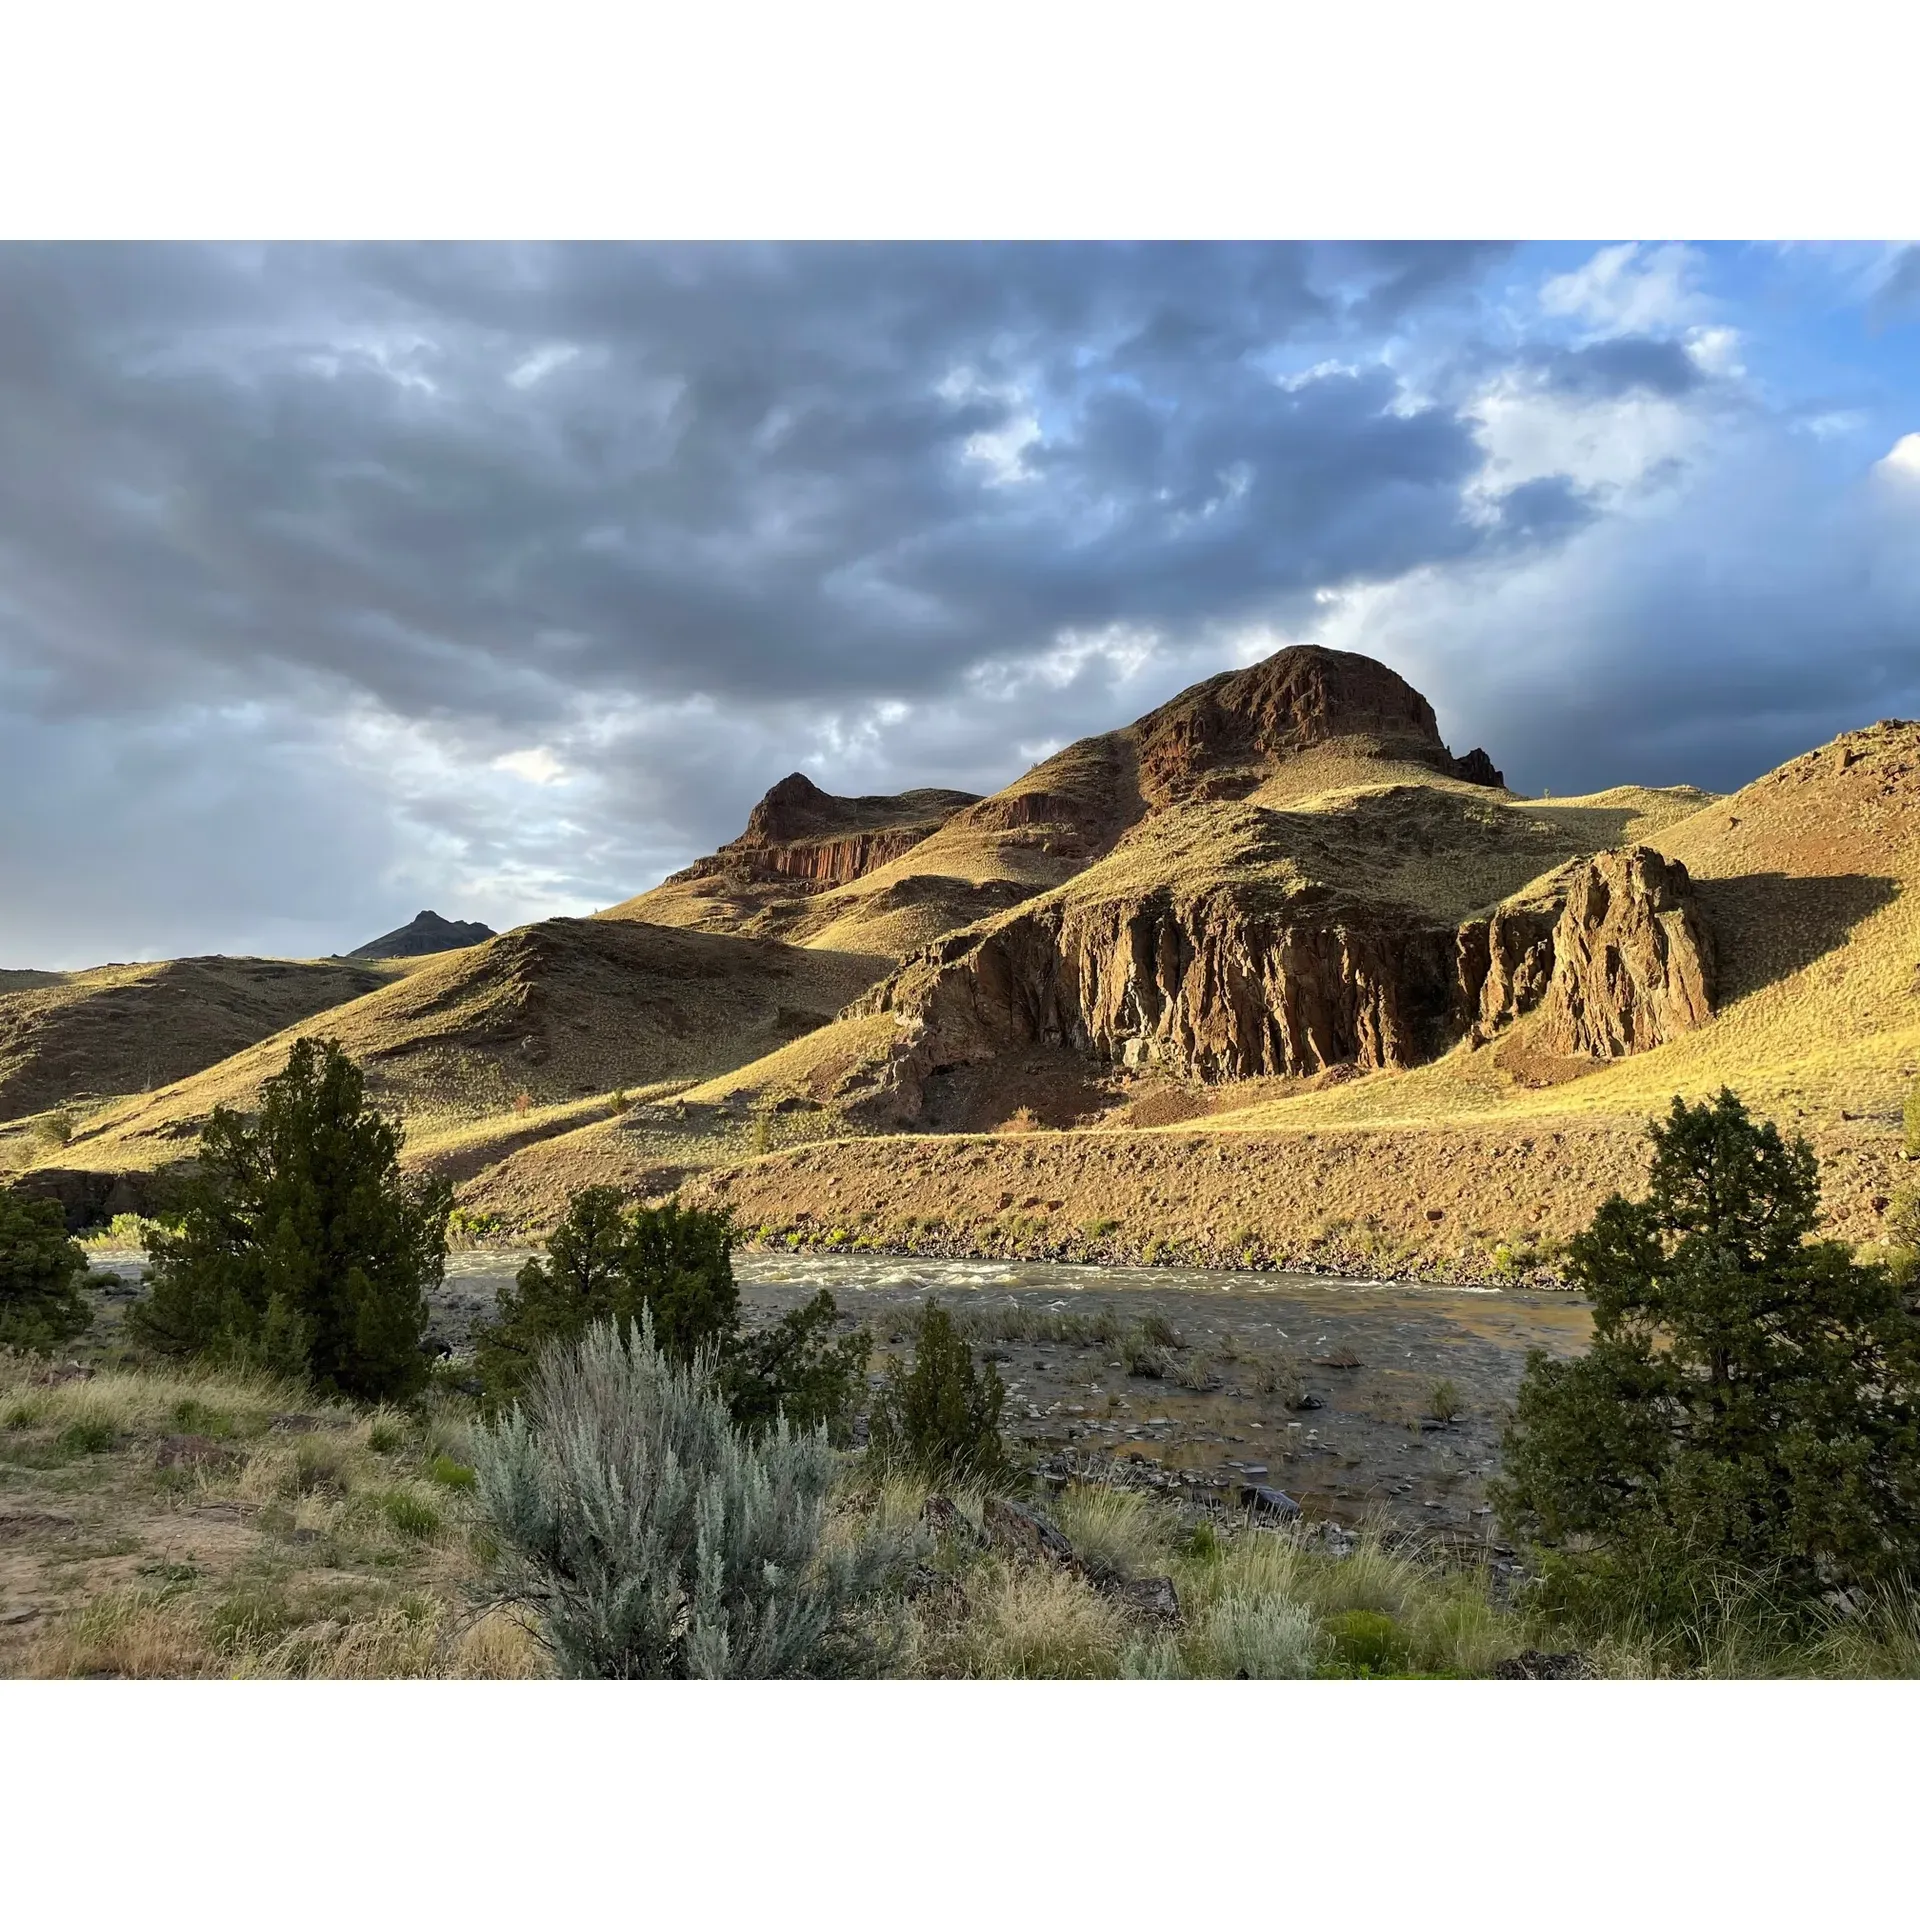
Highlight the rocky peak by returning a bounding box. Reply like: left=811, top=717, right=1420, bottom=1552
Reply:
left=742, top=772, right=838, bottom=844
left=1126, top=645, right=1503, bottom=805
left=347, top=910, right=496, bottom=961
left=721, top=774, right=982, bottom=888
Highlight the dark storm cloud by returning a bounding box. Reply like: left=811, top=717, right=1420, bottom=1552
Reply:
left=3, top=240, right=1916, bottom=967
left=0, top=242, right=1521, bottom=736
left=1534, top=334, right=1705, bottom=399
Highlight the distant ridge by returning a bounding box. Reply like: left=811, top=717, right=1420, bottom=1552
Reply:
left=346, top=910, right=496, bottom=961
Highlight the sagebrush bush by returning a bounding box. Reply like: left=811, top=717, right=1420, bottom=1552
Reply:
left=474, top=1318, right=903, bottom=1678
left=131, top=1038, right=449, bottom=1402
left=1193, top=1592, right=1322, bottom=1679
left=0, top=1187, right=91, bottom=1354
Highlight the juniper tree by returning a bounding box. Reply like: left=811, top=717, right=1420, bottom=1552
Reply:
left=867, top=1299, right=1010, bottom=1488
left=1495, top=1088, right=1920, bottom=1616
left=132, top=1037, right=449, bottom=1402
left=0, top=1188, right=91, bottom=1354
left=477, top=1185, right=868, bottom=1439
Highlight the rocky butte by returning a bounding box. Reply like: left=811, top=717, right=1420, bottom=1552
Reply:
left=831, top=645, right=1717, bottom=1120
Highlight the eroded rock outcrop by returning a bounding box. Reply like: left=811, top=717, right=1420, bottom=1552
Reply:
left=1129, top=646, right=1505, bottom=806
left=846, top=843, right=1715, bottom=1119
left=1456, top=869, right=1577, bottom=1045
left=679, top=773, right=981, bottom=891
left=1532, top=848, right=1716, bottom=1056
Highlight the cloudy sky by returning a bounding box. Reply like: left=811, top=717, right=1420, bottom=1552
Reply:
left=4, top=239, right=1919, bottom=969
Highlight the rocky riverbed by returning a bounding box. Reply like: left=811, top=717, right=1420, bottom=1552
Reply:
left=86, top=1249, right=1592, bottom=1542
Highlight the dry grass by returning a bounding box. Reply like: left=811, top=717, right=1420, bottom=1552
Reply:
left=868, top=1466, right=1529, bottom=1681
left=0, top=1349, right=507, bottom=1680
left=61, top=919, right=888, bottom=1175
left=0, top=955, right=383, bottom=1129
left=21, top=1590, right=219, bottom=1678
left=925, top=1560, right=1126, bottom=1678
left=1051, top=1484, right=1181, bottom=1582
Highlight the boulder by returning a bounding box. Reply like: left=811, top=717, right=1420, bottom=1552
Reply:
left=9, top=1167, right=175, bottom=1233
left=1492, top=1648, right=1592, bottom=1680
left=1239, top=1485, right=1303, bottom=1523
left=1110, top=1574, right=1182, bottom=1624
left=981, top=1495, right=1080, bottom=1566
left=920, top=1493, right=987, bottom=1551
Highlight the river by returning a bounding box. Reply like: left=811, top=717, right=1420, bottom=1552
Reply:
left=436, top=1249, right=1594, bottom=1535
left=90, top=1248, right=1590, bottom=1533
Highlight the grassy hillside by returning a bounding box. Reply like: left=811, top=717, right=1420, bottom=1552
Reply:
left=0, top=957, right=387, bottom=1126
left=13, top=649, right=1914, bottom=1281
left=55, top=919, right=889, bottom=1175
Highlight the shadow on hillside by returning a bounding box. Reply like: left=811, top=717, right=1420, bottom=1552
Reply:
left=1692, top=872, right=1899, bottom=1002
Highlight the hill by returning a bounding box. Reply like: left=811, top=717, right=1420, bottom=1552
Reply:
left=14, top=645, right=1916, bottom=1278
left=666, top=714, right=1914, bottom=1274
left=608, top=645, right=1515, bottom=962
left=652, top=648, right=1713, bottom=1129
left=55, top=917, right=889, bottom=1176
left=0, top=957, right=384, bottom=1125
left=346, top=910, right=497, bottom=960
left=605, top=774, right=980, bottom=950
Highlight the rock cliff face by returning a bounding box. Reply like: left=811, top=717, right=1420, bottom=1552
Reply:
left=847, top=844, right=1715, bottom=1120
left=1456, top=872, right=1575, bottom=1045
left=689, top=773, right=981, bottom=890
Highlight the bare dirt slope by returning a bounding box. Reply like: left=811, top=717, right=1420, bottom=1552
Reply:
left=0, top=957, right=385, bottom=1124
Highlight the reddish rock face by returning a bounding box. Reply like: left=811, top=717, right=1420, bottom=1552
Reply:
left=853, top=891, right=1465, bottom=1120
left=1128, top=645, right=1503, bottom=806
left=1533, top=848, right=1717, bottom=1057
left=845, top=841, right=1716, bottom=1118
left=699, top=773, right=981, bottom=890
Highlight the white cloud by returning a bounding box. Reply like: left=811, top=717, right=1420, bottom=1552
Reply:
left=1466, top=375, right=1702, bottom=510
left=1540, top=243, right=1704, bottom=337
left=1685, top=325, right=1744, bottom=378
left=507, top=343, right=579, bottom=390
left=1875, top=432, right=1920, bottom=481
left=963, top=624, right=1161, bottom=702
left=493, top=745, right=569, bottom=784
left=940, top=364, right=1042, bottom=486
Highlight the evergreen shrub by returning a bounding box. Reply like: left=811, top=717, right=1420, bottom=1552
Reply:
left=0, top=1186, right=92, bottom=1354
left=1497, top=1089, right=1920, bottom=1626
left=131, top=1038, right=450, bottom=1402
